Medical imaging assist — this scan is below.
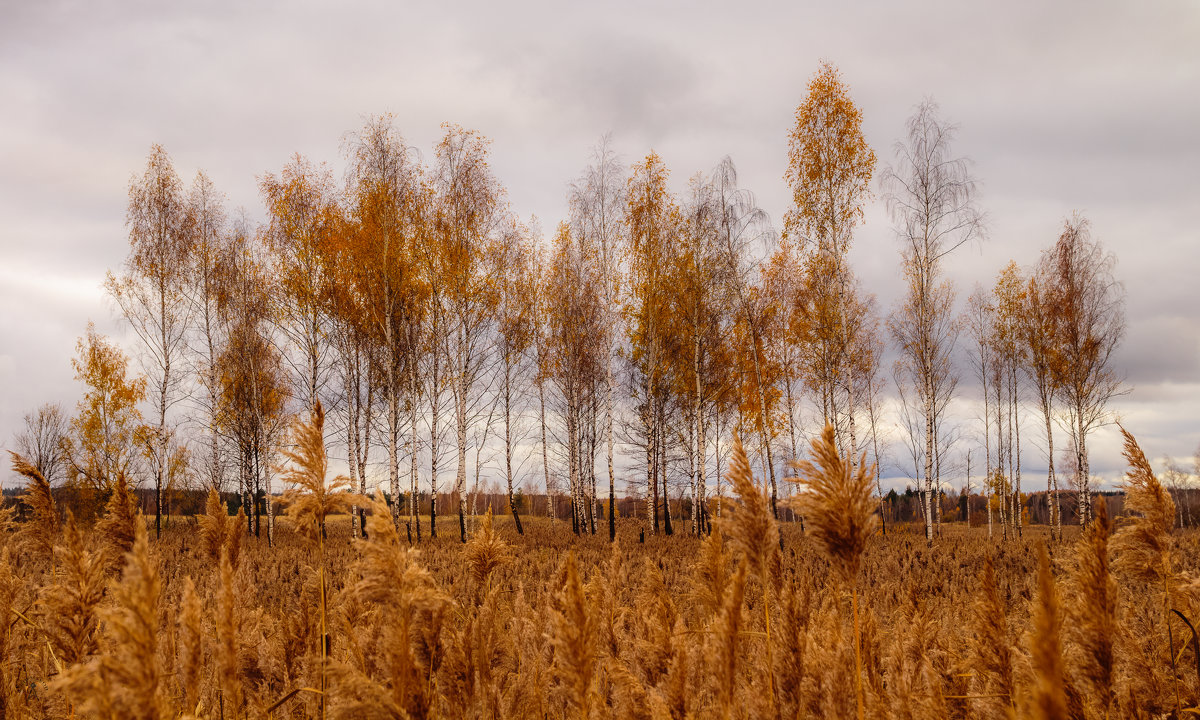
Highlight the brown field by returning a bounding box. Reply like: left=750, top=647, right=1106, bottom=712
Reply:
left=1, top=477, right=1197, bottom=720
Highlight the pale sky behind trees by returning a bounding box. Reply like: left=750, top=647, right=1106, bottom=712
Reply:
left=1, top=0, right=1197, bottom=489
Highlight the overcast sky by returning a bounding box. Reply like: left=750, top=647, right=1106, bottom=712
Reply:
left=2, top=0, right=1198, bottom=491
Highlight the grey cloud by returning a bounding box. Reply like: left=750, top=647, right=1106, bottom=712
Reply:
left=3, top=0, right=1199, bottom=490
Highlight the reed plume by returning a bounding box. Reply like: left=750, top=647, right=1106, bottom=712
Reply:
left=279, top=400, right=356, bottom=545
left=715, top=431, right=779, bottom=713
left=215, top=548, right=245, bottom=719
left=1026, top=543, right=1067, bottom=720
left=228, top=505, right=244, bottom=568
left=55, top=518, right=166, bottom=720
left=717, top=432, right=777, bottom=583
left=178, top=575, right=203, bottom=716
left=464, top=507, right=511, bottom=590
left=789, top=423, right=877, bottom=583
left=1111, top=424, right=1184, bottom=714
left=198, top=487, right=229, bottom=562
left=709, top=563, right=747, bottom=720
left=0, top=547, right=17, bottom=711
left=789, top=422, right=877, bottom=720
left=1066, top=500, right=1116, bottom=718
left=550, top=550, right=599, bottom=719
left=968, top=555, right=1015, bottom=718
left=1112, top=425, right=1175, bottom=585
left=38, top=512, right=106, bottom=666
left=95, top=471, right=138, bottom=569
left=692, top=526, right=733, bottom=621
left=10, top=451, right=59, bottom=558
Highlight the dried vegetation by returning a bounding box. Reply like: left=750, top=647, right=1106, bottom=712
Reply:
left=1, top=426, right=1199, bottom=719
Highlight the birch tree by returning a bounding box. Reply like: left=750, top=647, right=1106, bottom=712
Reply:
left=568, top=135, right=625, bottom=541
left=1022, top=264, right=1063, bottom=539
left=784, top=61, right=876, bottom=468
left=260, top=154, right=338, bottom=412
left=492, top=219, right=538, bottom=533
left=1046, top=214, right=1125, bottom=526
left=185, top=171, right=231, bottom=495
left=434, top=124, right=504, bottom=543
left=625, top=152, right=680, bottom=535
left=881, top=100, right=983, bottom=542
left=107, top=144, right=194, bottom=537
left=345, top=116, right=429, bottom=537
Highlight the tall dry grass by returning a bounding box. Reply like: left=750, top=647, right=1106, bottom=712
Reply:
left=790, top=423, right=878, bottom=720
left=1, top=425, right=1199, bottom=718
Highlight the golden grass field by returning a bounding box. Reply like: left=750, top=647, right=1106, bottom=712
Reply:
left=1, top=427, right=1195, bottom=719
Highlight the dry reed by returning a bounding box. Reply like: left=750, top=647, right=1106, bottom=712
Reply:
left=38, top=513, right=106, bottom=666
left=1066, top=500, right=1117, bottom=718
left=279, top=400, right=356, bottom=545
left=55, top=518, right=166, bottom=719
left=790, top=422, right=877, bottom=720
left=10, top=451, right=59, bottom=558
left=969, top=554, right=1015, bottom=718
left=96, top=471, right=138, bottom=569
left=1026, top=543, right=1067, bottom=720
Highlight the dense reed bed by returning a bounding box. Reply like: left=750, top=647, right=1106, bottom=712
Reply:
left=1, top=427, right=1197, bottom=719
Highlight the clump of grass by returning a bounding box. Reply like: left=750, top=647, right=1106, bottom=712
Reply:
left=327, top=490, right=448, bottom=719
left=9, top=451, right=59, bottom=559
left=789, top=422, right=877, bottom=720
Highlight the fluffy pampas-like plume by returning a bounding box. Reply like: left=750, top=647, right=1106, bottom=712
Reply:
left=464, top=507, right=511, bottom=590
left=1027, top=544, right=1067, bottom=720
left=9, top=451, right=59, bottom=558
left=789, top=423, right=877, bottom=720
left=789, top=423, right=877, bottom=583
left=54, top=518, right=167, bottom=719
left=278, top=401, right=357, bottom=545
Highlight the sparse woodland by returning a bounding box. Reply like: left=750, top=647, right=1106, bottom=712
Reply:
left=6, top=61, right=1197, bottom=719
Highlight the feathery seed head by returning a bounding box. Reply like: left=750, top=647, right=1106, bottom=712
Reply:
left=789, top=423, right=877, bottom=582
